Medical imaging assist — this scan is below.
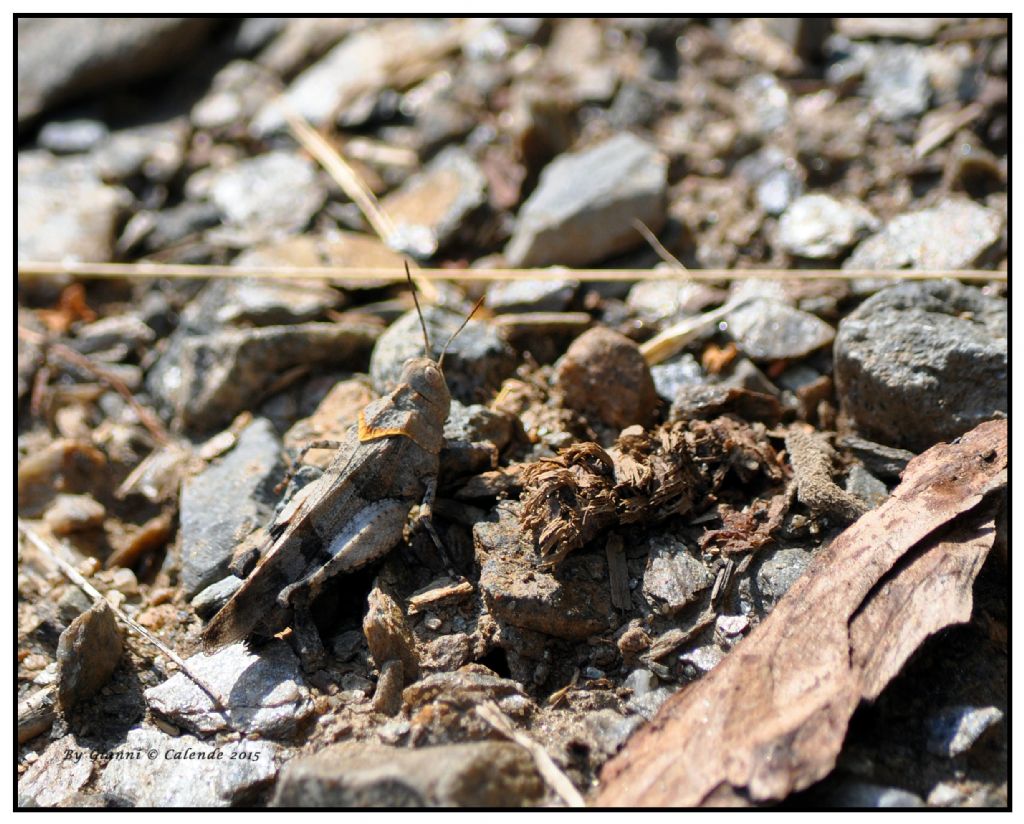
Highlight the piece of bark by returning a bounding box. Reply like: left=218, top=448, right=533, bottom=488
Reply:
left=595, top=419, right=1006, bottom=807
left=605, top=534, right=631, bottom=610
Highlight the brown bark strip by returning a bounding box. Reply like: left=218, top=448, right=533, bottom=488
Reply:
left=595, top=419, right=1006, bottom=807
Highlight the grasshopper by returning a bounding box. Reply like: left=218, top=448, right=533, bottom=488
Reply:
left=201, top=267, right=481, bottom=670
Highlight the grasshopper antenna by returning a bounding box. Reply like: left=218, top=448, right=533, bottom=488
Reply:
left=405, top=261, right=432, bottom=358
left=438, top=294, right=485, bottom=371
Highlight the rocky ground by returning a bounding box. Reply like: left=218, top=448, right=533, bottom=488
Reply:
left=17, top=17, right=1007, bottom=808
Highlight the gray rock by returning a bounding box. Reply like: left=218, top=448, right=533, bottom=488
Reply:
left=56, top=601, right=123, bottom=711
left=506, top=133, right=668, bottom=267
left=253, top=19, right=456, bottom=135
left=735, top=74, right=791, bottom=135
left=628, top=686, right=674, bottom=721
left=581, top=708, right=644, bottom=754
left=128, top=201, right=222, bottom=256
left=206, top=151, right=326, bottom=240
left=861, top=44, right=932, bottom=121
left=837, top=436, right=914, bottom=480
left=190, top=59, right=280, bottom=131
left=37, top=118, right=109, bottom=154
left=382, top=147, right=488, bottom=258
left=190, top=575, right=243, bottom=619
left=17, top=735, right=94, bottom=807
left=642, top=536, right=714, bottom=614
left=370, top=306, right=516, bottom=405
left=44, top=494, right=106, bottom=535
left=444, top=400, right=513, bottom=449
left=843, top=464, right=889, bottom=509
left=18, top=152, right=131, bottom=265
left=73, top=314, right=156, bottom=356
left=91, top=118, right=190, bottom=183
left=18, top=17, right=215, bottom=125
left=178, top=418, right=283, bottom=597
left=734, top=147, right=804, bottom=216
left=679, top=644, right=724, bottom=677
left=651, top=354, right=705, bottom=403
left=98, top=726, right=279, bottom=807
left=147, top=321, right=378, bottom=431
left=476, top=504, right=616, bottom=640
left=207, top=278, right=340, bottom=327
left=486, top=278, right=578, bottom=314
left=725, top=298, right=836, bottom=361
left=623, top=668, right=658, bottom=696
left=778, top=194, right=879, bottom=259
left=271, top=741, right=544, bottom=807
left=145, top=640, right=313, bottom=738
left=755, top=546, right=812, bottom=608
left=834, top=280, right=1006, bottom=451
left=844, top=199, right=1003, bottom=272
left=824, top=780, right=924, bottom=808
left=927, top=705, right=1004, bottom=759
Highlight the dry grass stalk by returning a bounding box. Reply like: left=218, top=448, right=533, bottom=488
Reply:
left=18, top=519, right=229, bottom=714
left=17, top=260, right=1006, bottom=284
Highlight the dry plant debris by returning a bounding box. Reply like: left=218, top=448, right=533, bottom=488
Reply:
left=520, top=416, right=785, bottom=567
left=596, top=419, right=1006, bottom=807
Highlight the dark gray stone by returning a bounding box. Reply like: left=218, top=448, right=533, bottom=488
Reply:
left=18, top=17, right=216, bottom=125
left=726, top=298, right=836, bottom=362
left=834, top=280, right=1006, bottom=451
left=145, top=640, right=313, bottom=738
left=843, top=464, right=888, bottom=510
left=91, top=118, right=190, bottom=183
left=778, top=194, right=878, bottom=259
left=755, top=546, right=812, bottom=608
left=190, top=575, right=244, bottom=619
left=485, top=278, right=577, bottom=314
left=505, top=133, right=668, bottom=267
left=147, top=321, right=378, bottom=431
left=642, top=536, right=713, bottom=614
left=271, top=741, right=544, bottom=807
left=927, top=705, right=1004, bottom=759
left=98, top=726, right=279, bottom=807
left=370, top=306, right=516, bottom=405
left=844, top=199, right=1003, bottom=272
left=56, top=601, right=123, bottom=711
left=178, top=417, right=283, bottom=597
left=72, top=314, right=156, bottom=355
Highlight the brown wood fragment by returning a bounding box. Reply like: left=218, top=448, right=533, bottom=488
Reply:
left=605, top=534, right=631, bottom=610
left=407, top=578, right=475, bottom=615
left=595, top=419, right=1006, bottom=807
left=785, top=426, right=867, bottom=522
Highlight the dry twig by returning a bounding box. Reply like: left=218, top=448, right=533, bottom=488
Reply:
left=475, top=700, right=586, bottom=808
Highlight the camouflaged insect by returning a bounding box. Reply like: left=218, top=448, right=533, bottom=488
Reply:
left=202, top=269, right=477, bottom=667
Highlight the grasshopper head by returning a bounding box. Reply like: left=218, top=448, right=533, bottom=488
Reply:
left=401, top=357, right=450, bottom=412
